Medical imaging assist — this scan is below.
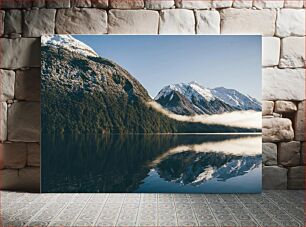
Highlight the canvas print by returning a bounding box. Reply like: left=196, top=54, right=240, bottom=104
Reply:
left=41, top=35, right=262, bottom=193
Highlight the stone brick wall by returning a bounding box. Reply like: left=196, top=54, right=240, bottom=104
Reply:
left=0, top=0, right=305, bottom=192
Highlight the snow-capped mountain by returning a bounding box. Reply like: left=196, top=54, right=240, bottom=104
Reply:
left=212, top=87, right=261, bottom=111
left=155, top=82, right=261, bottom=115
left=155, top=82, right=237, bottom=115
left=41, top=35, right=99, bottom=57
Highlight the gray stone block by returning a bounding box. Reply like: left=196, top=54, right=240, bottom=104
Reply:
left=278, top=141, right=301, bottom=167
left=46, top=0, right=70, bottom=8
left=262, top=101, right=274, bottom=115
left=159, top=9, right=195, bottom=34
left=23, top=9, right=56, bottom=37
left=4, top=9, right=22, bottom=34
left=71, top=0, right=91, bottom=7
left=0, top=38, right=41, bottom=69
left=15, top=68, right=41, bottom=101
left=294, top=101, right=305, bottom=141
left=110, top=0, right=144, bottom=9
left=27, top=143, right=40, bottom=167
left=91, top=0, right=108, bottom=8
left=263, top=143, right=277, bottom=166
left=288, top=166, right=304, bottom=189
left=0, top=142, right=27, bottom=169
left=145, top=0, right=175, bottom=9
left=0, top=167, right=40, bottom=192
left=0, top=0, right=32, bottom=9
left=8, top=102, right=40, bottom=142
left=263, top=166, right=287, bottom=189
left=262, top=118, right=294, bottom=142
left=32, top=0, right=46, bottom=8
left=0, top=102, right=7, bottom=142
left=56, top=8, right=107, bottom=34
left=274, top=100, right=297, bottom=113
left=108, top=10, right=159, bottom=34
left=0, top=10, right=4, bottom=35
left=0, top=69, right=15, bottom=102
left=263, top=68, right=305, bottom=101
left=220, top=8, right=276, bottom=36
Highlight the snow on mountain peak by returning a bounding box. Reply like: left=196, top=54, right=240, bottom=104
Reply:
left=41, top=35, right=99, bottom=57
left=211, top=87, right=261, bottom=111
left=155, top=81, right=215, bottom=102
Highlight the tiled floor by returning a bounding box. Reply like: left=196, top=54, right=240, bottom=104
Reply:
left=1, top=190, right=304, bottom=226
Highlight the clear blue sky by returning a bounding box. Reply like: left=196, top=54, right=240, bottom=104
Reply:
left=74, top=35, right=261, bottom=100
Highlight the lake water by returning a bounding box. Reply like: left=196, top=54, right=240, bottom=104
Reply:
left=41, top=134, right=262, bottom=193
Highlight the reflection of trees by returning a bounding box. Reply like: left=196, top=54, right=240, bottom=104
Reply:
left=41, top=133, right=260, bottom=192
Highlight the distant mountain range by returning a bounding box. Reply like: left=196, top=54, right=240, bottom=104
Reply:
left=155, top=82, right=261, bottom=115
left=41, top=35, right=260, bottom=134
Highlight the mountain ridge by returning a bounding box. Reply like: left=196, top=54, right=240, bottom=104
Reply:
left=155, top=82, right=261, bottom=115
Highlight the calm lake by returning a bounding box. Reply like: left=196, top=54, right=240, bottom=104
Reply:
left=41, top=134, right=262, bottom=193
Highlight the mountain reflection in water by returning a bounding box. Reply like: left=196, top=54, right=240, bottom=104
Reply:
left=41, top=134, right=262, bottom=193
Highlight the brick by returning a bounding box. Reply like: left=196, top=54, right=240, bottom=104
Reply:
left=56, top=8, right=107, bottom=34
left=276, top=9, right=305, bottom=37
left=288, top=166, right=304, bottom=189
left=262, top=68, right=305, bottom=101
left=262, top=37, right=280, bottom=66
left=108, top=10, right=159, bottom=34
left=220, top=9, right=276, bottom=36
left=159, top=9, right=195, bottom=34
left=109, top=0, right=144, bottom=8
left=23, top=9, right=56, bottom=37
left=27, top=143, right=40, bottom=167
left=8, top=102, right=40, bottom=142
left=280, top=37, right=305, bottom=68
left=278, top=141, right=301, bottom=167
left=262, top=117, right=294, bottom=142
left=4, top=9, right=22, bottom=34
left=0, top=143, right=27, bottom=169
left=263, top=166, right=287, bottom=189
left=0, top=102, right=7, bottom=142
left=262, top=101, right=274, bottom=115
left=0, top=38, right=41, bottom=69
left=262, top=143, right=277, bottom=166
left=195, top=10, right=220, bottom=34
left=0, top=69, right=15, bottom=102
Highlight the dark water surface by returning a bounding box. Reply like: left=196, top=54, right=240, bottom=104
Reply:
left=41, top=134, right=262, bottom=193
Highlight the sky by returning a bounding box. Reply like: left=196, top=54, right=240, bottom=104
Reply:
left=74, top=35, right=262, bottom=100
